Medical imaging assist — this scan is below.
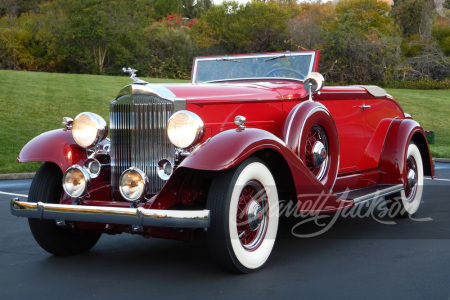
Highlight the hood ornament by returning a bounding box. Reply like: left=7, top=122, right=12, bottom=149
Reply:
left=122, top=67, right=148, bottom=84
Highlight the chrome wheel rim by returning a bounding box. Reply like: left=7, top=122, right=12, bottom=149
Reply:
left=305, top=125, right=329, bottom=181
left=405, top=156, right=418, bottom=202
left=236, top=180, right=268, bottom=251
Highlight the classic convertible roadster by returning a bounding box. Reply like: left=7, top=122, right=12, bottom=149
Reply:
left=10, top=50, right=434, bottom=273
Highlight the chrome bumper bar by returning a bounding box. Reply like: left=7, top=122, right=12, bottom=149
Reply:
left=10, top=198, right=210, bottom=228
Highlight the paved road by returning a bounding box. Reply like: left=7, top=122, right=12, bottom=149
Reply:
left=1, top=164, right=449, bottom=299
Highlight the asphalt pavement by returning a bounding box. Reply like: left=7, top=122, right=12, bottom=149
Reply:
left=1, top=163, right=449, bottom=299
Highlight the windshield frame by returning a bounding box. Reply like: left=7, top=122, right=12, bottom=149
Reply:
left=191, top=51, right=319, bottom=84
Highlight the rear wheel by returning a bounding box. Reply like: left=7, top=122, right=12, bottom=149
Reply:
left=28, top=162, right=101, bottom=256
left=386, top=143, right=424, bottom=217
left=207, top=158, right=279, bottom=273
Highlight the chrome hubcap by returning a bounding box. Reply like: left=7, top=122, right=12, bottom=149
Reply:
left=407, top=169, right=416, bottom=189
left=305, top=125, right=329, bottom=181
left=405, top=156, right=418, bottom=202
left=247, top=200, right=263, bottom=231
left=312, top=141, right=327, bottom=167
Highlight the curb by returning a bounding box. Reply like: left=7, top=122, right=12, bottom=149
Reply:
left=0, top=159, right=449, bottom=180
left=434, top=158, right=450, bottom=163
left=0, top=173, right=35, bottom=180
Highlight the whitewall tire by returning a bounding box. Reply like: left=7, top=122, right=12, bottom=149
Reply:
left=207, top=158, right=279, bottom=273
left=386, top=143, right=424, bottom=217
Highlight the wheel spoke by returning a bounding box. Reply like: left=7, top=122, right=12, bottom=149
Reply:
left=305, top=125, right=329, bottom=180
left=236, top=180, right=268, bottom=251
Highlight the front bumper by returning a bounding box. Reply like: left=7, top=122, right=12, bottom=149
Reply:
left=10, top=198, right=210, bottom=229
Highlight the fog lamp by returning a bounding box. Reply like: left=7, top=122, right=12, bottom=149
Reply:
left=158, top=159, right=173, bottom=180
left=119, top=167, right=148, bottom=202
left=63, top=165, right=91, bottom=198
left=85, top=158, right=101, bottom=178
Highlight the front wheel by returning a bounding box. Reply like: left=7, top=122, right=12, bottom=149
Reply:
left=28, top=162, right=102, bottom=256
left=207, top=158, right=279, bottom=273
left=385, top=143, right=424, bottom=217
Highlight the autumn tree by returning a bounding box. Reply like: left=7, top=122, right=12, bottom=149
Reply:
left=192, top=0, right=293, bottom=54
left=392, top=0, right=435, bottom=38
left=321, top=0, right=401, bottom=83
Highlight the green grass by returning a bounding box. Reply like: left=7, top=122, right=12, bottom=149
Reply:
left=386, top=89, right=450, bottom=159
left=0, top=70, right=449, bottom=174
left=0, top=70, right=187, bottom=173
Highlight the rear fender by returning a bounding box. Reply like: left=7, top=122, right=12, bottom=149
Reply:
left=379, top=119, right=434, bottom=185
left=18, top=129, right=87, bottom=172
left=179, top=128, right=352, bottom=213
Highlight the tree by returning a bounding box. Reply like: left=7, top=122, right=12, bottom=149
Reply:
left=0, top=0, right=45, bottom=17
left=182, top=0, right=212, bottom=19
left=192, top=0, right=293, bottom=54
left=36, top=0, right=155, bottom=74
left=142, top=14, right=198, bottom=79
left=392, top=0, right=436, bottom=38
left=151, top=0, right=182, bottom=20
left=286, top=1, right=335, bottom=51
left=322, top=0, right=402, bottom=83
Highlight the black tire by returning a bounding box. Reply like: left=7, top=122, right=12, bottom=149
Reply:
left=207, top=158, right=279, bottom=273
left=28, top=162, right=101, bottom=256
left=385, top=143, right=424, bottom=218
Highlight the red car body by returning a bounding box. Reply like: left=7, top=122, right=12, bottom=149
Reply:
left=11, top=50, right=434, bottom=272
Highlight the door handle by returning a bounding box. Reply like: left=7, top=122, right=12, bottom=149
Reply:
left=355, top=104, right=371, bottom=111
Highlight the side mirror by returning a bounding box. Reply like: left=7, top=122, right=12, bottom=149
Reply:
left=303, top=72, right=324, bottom=101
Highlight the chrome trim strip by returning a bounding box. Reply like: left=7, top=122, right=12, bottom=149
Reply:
left=10, top=198, right=210, bottom=228
left=284, top=101, right=307, bottom=146
left=336, top=184, right=404, bottom=205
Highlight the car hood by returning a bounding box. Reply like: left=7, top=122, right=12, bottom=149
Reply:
left=156, top=81, right=308, bottom=102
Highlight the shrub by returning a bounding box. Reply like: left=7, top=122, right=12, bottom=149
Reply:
left=380, top=78, right=450, bottom=89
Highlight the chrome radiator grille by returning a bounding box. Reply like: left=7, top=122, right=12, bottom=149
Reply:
left=110, top=94, right=175, bottom=196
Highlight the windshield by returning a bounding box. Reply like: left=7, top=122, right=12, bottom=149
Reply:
left=192, top=51, right=317, bottom=84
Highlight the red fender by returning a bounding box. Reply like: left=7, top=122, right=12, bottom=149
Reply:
left=180, top=128, right=352, bottom=213
left=181, top=128, right=287, bottom=171
left=282, top=101, right=340, bottom=191
left=18, top=129, right=87, bottom=172
left=379, top=119, right=434, bottom=186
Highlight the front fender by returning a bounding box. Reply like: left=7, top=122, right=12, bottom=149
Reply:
left=181, top=128, right=287, bottom=171
left=18, top=129, right=87, bottom=172
left=180, top=128, right=352, bottom=213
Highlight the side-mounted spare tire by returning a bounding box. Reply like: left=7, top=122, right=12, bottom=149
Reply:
left=282, top=101, right=339, bottom=191
left=28, top=162, right=102, bottom=256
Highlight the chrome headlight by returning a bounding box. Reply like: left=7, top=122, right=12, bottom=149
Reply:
left=72, top=112, right=108, bottom=148
left=63, top=165, right=91, bottom=198
left=119, top=167, right=148, bottom=202
left=167, top=111, right=204, bottom=149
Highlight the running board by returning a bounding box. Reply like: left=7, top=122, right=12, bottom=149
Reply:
left=335, top=184, right=404, bottom=205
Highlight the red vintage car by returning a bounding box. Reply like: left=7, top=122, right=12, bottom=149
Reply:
left=11, top=50, right=434, bottom=273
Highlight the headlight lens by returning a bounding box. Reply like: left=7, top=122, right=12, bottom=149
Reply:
left=119, top=168, right=148, bottom=202
left=167, top=111, right=204, bottom=148
left=63, top=165, right=91, bottom=198
left=72, top=112, right=108, bottom=148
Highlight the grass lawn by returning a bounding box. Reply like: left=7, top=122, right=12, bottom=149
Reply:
left=0, top=69, right=448, bottom=174
left=386, top=89, right=450, bottom=159
left=0, top=70, right=187, bottom=173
